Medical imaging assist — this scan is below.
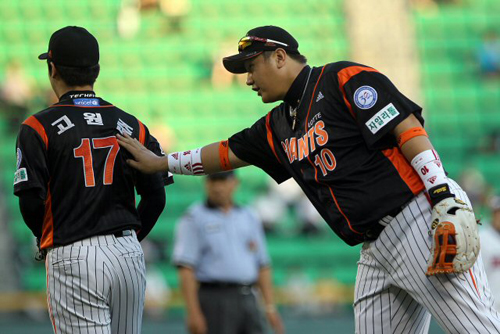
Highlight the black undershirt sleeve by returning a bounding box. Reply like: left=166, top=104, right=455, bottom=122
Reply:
left=136, top=187, right=166, bottom=241
left=135, top=130, right=169, bottom=241
left=18, top=189, right=45, bottom=238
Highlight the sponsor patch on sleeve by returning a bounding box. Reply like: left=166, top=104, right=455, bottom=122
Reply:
left=365, top=103, right=400, bottom=134
left=14, top=168, right=28, bottom=185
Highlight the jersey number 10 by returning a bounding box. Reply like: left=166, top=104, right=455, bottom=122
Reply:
left=74, top=136, right=120, bottom=187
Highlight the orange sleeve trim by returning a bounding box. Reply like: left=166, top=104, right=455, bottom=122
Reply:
left=382, top=147, right=425, bottom=195
left=397, top=127, right=428, bottom=148
left=23, top=116, right=48, bottom=149
left=137, top=120, right=146, bottom=145
left=337, top=66, right=379, bottom=119
left=219, top=140, right=233, bottom=171
left=40, top=186, right=54, bottom=249
left=265, top=112, right=281, bottom=163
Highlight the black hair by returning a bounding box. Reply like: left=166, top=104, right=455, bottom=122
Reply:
left=263, top=50, right=307, bottom=64
left=48, top=62, right=100, bottom=86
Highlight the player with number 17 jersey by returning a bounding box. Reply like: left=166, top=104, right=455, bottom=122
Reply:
left=14, top=91, right=171, bottom=249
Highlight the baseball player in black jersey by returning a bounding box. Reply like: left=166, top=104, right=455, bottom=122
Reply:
left=118, top=26, right=500, bottom=333
left=14, top=26, right=171, bottom=334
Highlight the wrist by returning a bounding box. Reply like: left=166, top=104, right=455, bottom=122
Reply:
left=160, top=156, right=169, bottom=172
left=265, top=304, right=277, bottom=313
left=167, top=148, right=206, bottom=175
left=428, top=183, right=455, bottom=207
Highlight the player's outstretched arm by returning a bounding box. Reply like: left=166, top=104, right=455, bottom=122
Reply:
left=117, top=133, right=249, bottom=175
left=393, top=114, right=480, bottom=276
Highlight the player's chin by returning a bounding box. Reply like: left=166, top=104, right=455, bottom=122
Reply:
left=260, top=93, right=278, bottom=104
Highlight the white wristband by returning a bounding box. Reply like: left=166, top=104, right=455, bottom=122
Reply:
left=168, top=148, right=205, bottom=176
left=411, top=149, right=447, bottom=191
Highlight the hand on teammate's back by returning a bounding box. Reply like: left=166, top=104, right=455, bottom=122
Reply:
left=116, top=133, right=166, bottom=174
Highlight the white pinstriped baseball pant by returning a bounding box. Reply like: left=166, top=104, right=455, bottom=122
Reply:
left=45, top=231, right=146, bottom=334
left=354, top=179, right=500, bottom=333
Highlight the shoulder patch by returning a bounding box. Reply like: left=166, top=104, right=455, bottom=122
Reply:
left=354, top=86, right=378, bottom=110
left=365, top=103, right=400, bottom=134
left=14, top=168, right=28, bottom=185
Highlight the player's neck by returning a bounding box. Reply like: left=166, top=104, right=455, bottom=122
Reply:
left=54, top=83, right=94, bottom=100
left=282, top=63, right=308, bottom=101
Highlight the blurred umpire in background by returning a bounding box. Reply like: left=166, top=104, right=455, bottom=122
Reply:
left=173, top=171, right=284, bottom=334
left=14, top=26, right=170, bottom=333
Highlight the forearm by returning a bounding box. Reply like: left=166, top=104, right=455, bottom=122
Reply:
left=393, top=114, right=434, bottom=162
left=257, top=266, right=277, bottom=312
left=178, top=266, right=203, bottom=316
left=394, top=114, right=453, bottom=204
left=200, top=142, right=249, bottom=174
left=117, top=133, right=249, bottom=175
left=136, top=189, right=166, bottom=241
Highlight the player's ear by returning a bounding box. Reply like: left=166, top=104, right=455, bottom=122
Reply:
left=49, top=62, right=58, bottom=79
left=275, top=49, right=287, bottom=69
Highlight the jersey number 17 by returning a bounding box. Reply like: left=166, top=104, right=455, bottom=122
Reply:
left=73, top=136, right=120, bottom=187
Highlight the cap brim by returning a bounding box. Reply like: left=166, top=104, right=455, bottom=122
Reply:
left=223, top=51, right=263, bottom=74
left=38, top=53, right=49, bottom=60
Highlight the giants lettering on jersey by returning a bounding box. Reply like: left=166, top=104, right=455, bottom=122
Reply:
left=281, top=120, right=329, bottom=163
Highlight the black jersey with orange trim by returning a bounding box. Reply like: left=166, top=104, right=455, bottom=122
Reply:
left=229, top=62, right=425, bottom=246
left=13, top=91, right=171, bottom=249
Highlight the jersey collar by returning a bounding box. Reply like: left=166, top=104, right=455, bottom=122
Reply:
left=59, top=90, right=96, bottom=102
left=284, top=65, right=311, bottom=109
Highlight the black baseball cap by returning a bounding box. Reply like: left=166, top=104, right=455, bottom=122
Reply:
left=38, top=26, right=99, bottom=67
left=206, top=171, right=236, bottom=181
left=223, top=25, right=300, bottom=74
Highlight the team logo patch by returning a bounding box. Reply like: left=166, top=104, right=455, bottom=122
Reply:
left=354, top=86, right=378, bottom=109
left=14, top=168, right=28, bottom=185
left=74, top=98, right=100, bottom=106
left=16, top=148, right=22, bottom=169
left=365, top=103, right=400, bottom=134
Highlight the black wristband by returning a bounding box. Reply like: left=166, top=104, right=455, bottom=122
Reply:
left=428, top=183, right=455, bottom=207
